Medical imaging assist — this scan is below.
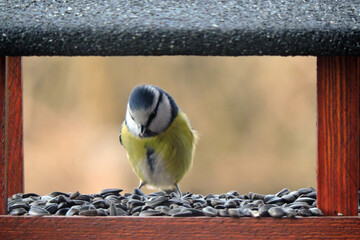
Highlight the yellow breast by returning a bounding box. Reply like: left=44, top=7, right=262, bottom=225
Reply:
left=120, top=111, right=197, bottom=188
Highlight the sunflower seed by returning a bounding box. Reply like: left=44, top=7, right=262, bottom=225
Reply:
left=130, top=206, right=143, bottom=215
left=79, top=209, right=99, bottom=216
left=299, top=208, right=313, bottom=216
left=75, top=194, right=93, bottom=202
left=218, top=209, right=230, bottom=217
left=97, top=209, right=108, bottom=216
left=100, top=188, right=123, bottom=196
left=29, top=206, right=50, bottom=216
left=281, top=193, right=296, bottom=203
left=283, top=207, right=296, bottom=218
left=259, top=204, right=276, bottom=217
left=203, top=206, right=218, bottom=217
left=168, top=207, right=182, bottom=216
left=310, top=208, right=323, bottom=216
left=145, top=196, right=169, bottom=208
left=268, top=207, right=285, bottom=218
left=251, top=193, right=265, bottom=200
left=228, top=208, right=242, bottom=218
left=10, top=208, right=27, bottom=216
left=263, top=194, right=274, bottom=202
left=182, top=208, right=205, bottom=216
left=55, top=208, right=70, bottom=215
left=275, top=188, right=290, bottom=198
left=22, top=193, right=40, bottom=198
left=70, top=191, right=80, bottom=199
left=250, top=210, right=260, bottom=218
left=45, top=203, right=58, bottom=214
left=289, top=202, right=310, bottom=209
left=304, top=191, right=317, bottom=199
left=66, top=207, right=80, bottom=216
left=109, top=203, right=118, bottom=216
left=298, top=187, right=315, bottom=195
left=8, top=202, right=30, bottom=211
left=139, top=210, right=163, bottom=216
left=266, top=197, right=283, bottom=205
left=92, top=200, right=108, bottom=209
left=50, top=192, right=69, bottom=198
left=295, top=197, right=315, bottom=205
left=171, top=211, right=193, bottom=217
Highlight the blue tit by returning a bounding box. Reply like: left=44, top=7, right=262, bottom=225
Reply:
left=119, top=84, right=197, bottom=195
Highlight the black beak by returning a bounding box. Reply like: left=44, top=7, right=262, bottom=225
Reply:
left=140, top=125, right=146, bottom=136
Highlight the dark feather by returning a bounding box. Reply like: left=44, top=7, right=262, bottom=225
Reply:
left=146, top=147, right=156, bottom=173
left=119, top=123, right=124, bottom=145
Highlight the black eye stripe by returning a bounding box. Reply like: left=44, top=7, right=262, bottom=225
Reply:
left=146, top=92, right=163, bottom=128
left=128, top=112, right=135, bottom=121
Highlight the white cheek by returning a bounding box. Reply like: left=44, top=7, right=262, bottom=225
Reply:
left=126, top=110, right=140, bottom=136
left=148, top=95, right=172, bottom=133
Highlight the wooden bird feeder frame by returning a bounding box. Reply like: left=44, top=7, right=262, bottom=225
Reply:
left=1, top=1, right=360, bottom=238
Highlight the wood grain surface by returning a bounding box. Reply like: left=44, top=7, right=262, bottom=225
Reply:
left=0, top=57, right=6, bottom=215
left=317, top=56, right=360, bottom=216
left=5, top=57, right=23, bottom=197
left=0, top=216, right=359, bottom=239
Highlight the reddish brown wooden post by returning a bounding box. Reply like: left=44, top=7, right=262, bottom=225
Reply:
left=0, top=57, right=6, bottom=215
left=317, top=56, right=360, bottom=216
left=5, top=57, right=24, bottom=197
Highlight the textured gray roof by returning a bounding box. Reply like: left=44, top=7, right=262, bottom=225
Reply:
left=0, top=0, right=359, bottom=56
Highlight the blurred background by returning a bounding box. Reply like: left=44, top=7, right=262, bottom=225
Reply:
left=23, top=56, right=317, bottom=196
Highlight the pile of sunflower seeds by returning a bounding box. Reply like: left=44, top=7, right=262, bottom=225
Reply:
left=8, top=187, right=327, bottom=218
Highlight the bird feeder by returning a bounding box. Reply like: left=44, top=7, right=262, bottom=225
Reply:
left=0, top=1, right=359, bottom=238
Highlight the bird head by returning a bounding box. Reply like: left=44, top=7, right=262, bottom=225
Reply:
left=125, top=85, right=177, bottom=137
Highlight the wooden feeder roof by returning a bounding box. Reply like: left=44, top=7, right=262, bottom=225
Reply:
left=0, top=0, right=359, bottom=56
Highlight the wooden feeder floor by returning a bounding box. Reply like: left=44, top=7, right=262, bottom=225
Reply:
left=1, top=216, right=360, bottom=239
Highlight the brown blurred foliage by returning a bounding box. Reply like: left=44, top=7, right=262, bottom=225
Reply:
left=23, top=56, right=316, bottom=195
